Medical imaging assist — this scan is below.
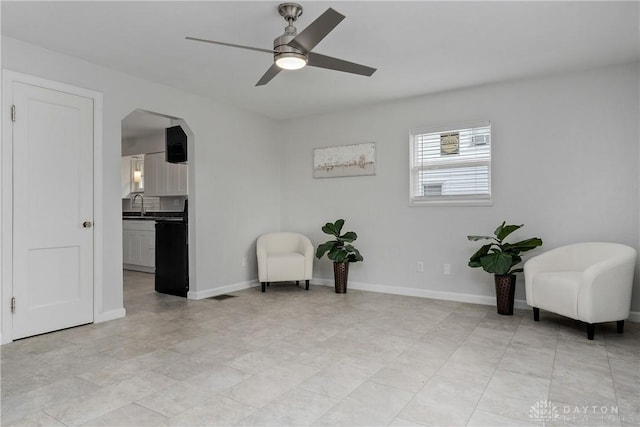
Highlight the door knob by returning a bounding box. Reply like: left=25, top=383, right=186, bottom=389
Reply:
left=83, top=221, right=92, bottom=228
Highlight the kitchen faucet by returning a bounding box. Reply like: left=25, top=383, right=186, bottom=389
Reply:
left=132, top=193, right=145, bottom=216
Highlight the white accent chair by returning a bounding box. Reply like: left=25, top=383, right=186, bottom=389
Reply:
left=256, top=232, right=314, bottom=293
left=524, top=242, right=637, bottom=340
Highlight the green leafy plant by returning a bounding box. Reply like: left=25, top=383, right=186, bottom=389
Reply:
left=468, top=221, right=542, bottom=276
left=316, top=219, right=364, bottom=263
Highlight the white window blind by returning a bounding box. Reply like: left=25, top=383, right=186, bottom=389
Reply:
left=410, top=122, right=491, bottom=205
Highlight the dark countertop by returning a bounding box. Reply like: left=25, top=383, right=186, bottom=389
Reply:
left=123, top=211, right=186, bottom=222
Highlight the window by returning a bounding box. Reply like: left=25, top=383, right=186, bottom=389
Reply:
left=131, top=157, right=145, bottom=192
left=410, top=121, right=491, bottom=206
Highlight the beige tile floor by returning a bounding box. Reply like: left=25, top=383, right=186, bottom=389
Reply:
left=2, top=270, right=639, bottom=426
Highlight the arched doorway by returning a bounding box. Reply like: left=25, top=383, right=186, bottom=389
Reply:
left=121, top=110, right=195, bottom=308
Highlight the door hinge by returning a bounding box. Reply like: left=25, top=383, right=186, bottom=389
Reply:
left=10, top=105, right=16, bottom=122
left=11, top=297, right=16, bottom=313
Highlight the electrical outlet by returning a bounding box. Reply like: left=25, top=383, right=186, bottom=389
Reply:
left=417, top=261, right=424, bottom=272
left=444, top=263, right=451, bottom=275
left=173, top=199, right=180, bottom=207
left=241, top=256, right=247, bottom=267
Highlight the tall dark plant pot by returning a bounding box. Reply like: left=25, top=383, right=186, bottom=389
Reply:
left=333, top=262, right=349, bottom=293
left=494, top=274, right=516, bottom=315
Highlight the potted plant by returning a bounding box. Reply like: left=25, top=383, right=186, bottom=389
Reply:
left=316, top=219, right=364, bottom=293
left=467, top=221, right=543, bottom=315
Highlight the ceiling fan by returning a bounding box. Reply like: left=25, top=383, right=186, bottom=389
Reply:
left=186, top=2, right=377, bottom=86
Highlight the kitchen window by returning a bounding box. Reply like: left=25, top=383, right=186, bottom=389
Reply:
left=410, top=121, right=491, bottom=206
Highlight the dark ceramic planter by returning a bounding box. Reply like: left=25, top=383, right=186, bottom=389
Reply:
left=494, top=274, right=516, bottom=315
left=333, top=262, right=349, bottom=293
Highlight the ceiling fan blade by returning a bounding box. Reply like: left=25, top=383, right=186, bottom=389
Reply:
left=288, top=8, right=345, bottom=53
left=255, top=63, right=282, bottom=86
left=186, top=37, right=273, bottom=54
left=307, top=52, right=376, bottom=77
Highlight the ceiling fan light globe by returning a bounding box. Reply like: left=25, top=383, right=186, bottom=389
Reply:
left=275, top=53, right=307, bottom=70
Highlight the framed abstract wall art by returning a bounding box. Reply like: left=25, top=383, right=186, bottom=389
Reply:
left=313, top=143, right=376, bottom=178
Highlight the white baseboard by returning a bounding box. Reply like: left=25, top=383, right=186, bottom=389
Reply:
left=313, top=277, right=498, bottom=303
left=171, top=276, right=640, bottom=322
left=313, top=277, right=640, bottom=321
left=187, top=280, right=259, bottom=300
left=94, top=307, right=126, bottom=323
left=123, top=265, right=154, bottom=274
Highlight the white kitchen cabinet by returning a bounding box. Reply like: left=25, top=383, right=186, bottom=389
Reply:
left=123, top=220, right=155, bottom=272
left=166, top=160, right=188, bottom=195
left=121, top=156, right=133, bottom=198
left=144, top=152, right=188, bottom=196
left=143, top=152, right=162, bottom=197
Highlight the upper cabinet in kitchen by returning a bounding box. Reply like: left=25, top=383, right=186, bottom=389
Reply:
left=144, top=152, right=188, bottom=196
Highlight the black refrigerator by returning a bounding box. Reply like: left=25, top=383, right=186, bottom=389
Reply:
left=155, top=220, right=189, bottom=297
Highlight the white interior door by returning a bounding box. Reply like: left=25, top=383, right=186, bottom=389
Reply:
left=12, top=81, right=94, bottom=339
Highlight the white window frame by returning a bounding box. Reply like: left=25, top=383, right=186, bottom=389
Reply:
left=409, top=121, right=492, bottom=207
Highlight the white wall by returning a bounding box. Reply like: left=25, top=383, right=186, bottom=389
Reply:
left=2, top=35, right=638, bottom=334
left=280, top=62, right=640, bottom=312
left=121, top=131, right=166, bottom=157
left=2, top=37, right=282, bottom=322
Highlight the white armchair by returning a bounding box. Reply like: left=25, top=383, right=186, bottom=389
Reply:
left=524, top=242, right=637, bottom=340
left=256, top=232, right=314, bottom=293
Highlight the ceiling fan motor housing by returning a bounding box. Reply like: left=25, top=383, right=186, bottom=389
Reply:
left=274, top=3, right=307, bottom=69
left=273, top=30, right=308, bottom=69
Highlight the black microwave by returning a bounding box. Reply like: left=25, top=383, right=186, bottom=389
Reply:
left=166, top=125, right=187, bottom=163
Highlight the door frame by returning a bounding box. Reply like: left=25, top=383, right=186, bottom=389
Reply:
left=1, top=70, right=104, bottom=344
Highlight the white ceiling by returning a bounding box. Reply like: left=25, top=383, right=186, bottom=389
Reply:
left=2, top=1, right=638, bottom=120
left=121, top=110, right=173, bottom=139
